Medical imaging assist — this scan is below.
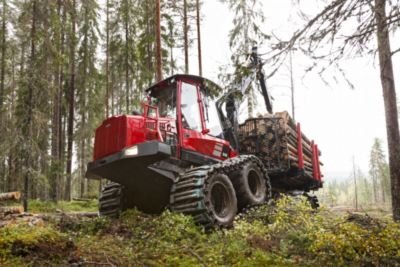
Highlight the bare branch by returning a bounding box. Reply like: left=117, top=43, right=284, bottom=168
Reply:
left=391, top=47, right=400, bottom=56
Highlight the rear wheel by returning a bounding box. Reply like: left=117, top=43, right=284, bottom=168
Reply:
left=231, top=160, right=267, bottom=209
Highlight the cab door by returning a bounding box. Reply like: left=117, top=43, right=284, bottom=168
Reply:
left=177, top=80, right=232, bottom=161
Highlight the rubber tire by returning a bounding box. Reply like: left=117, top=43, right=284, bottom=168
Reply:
left=205, top=172, right=238, bottom=227
left=231, top=161, right=267, bottom=210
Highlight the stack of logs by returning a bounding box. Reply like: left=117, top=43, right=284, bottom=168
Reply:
left=0, top=191, right=23, bottom=216
left=238, top=111, right=321, bottom=176
left=0, top=192, right=99, bottom=228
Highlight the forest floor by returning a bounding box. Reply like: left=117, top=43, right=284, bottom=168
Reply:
left=0, top=198, right=399, bottom=267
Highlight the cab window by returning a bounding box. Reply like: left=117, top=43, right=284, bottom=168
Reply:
left=181, top=82, right=202, bottom=131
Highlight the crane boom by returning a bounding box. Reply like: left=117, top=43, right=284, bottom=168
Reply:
left=216, top=46, right=273, bottom=150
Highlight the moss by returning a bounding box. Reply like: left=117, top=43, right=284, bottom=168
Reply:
left=3, top=196, right=400, bottom=266
left=0, top=224, right=75, bottom=265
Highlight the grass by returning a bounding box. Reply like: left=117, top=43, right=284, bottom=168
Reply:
left=28, top=199, right=98, bottom=213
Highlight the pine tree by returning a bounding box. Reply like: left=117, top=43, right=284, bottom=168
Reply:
left=0, top=0, right=7, bottom=190
left=369, top=138, right=391, bottom=204
left=65, top=0, right=77, bottom=201
left=155, top=0, right=162, bottom=81
left=108, top=0, right=138, bottom=113
left=165, top=0, right=196, bottom=75
left=195, top=0, right=202, bottom=76
left=220, top=0, right=269, bottom=117
left=76, top=0, right=102, bottom=198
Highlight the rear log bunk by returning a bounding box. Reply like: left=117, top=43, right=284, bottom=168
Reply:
left=238, top=111, right=323, bottom=192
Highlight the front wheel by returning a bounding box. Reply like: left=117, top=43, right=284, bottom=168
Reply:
left=206, top=172, right=238, bottom=226
left=170, top=168, right=238, bottom=229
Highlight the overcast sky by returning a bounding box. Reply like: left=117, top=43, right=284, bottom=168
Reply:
left=187, top=0, right=400, bottom=180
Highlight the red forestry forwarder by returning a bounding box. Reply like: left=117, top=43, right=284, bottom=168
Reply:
left=86, top=47, right=323, bottom=228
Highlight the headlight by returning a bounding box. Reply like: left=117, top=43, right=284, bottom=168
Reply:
left=124, top=146, right=138, bottom=156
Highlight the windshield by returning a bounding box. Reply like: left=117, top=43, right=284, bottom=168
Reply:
left=202, top=93, right=223, bottom=138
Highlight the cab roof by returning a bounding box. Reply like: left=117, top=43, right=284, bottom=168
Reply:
left=145, top=74, right=223, bottom=97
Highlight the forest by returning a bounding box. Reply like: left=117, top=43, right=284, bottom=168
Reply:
left=1, top=0, right=400, bottom=266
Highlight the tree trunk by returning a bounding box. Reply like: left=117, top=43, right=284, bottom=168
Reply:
left=65, top=0, right=76, bottom=202
left=155, top=0, right=162, bottom=82
left=105, top=0, right=110, bottom=118
left=374, top=0, right=400, bottom=221
left=50, top=0, right=63, bottom=202
left=381, top=179, right=386, bottom=203
left=196, top=0, right=202, bottom=76
left=0, top=0, right=5, bottom=117
left=183, top=0, right=189, bottom=74
left=372, top=172, right=378, bottom=203
left=169, top=21, right=174, bottom=76
left=0, top=0, right=6, bottom=188
left=58, top=3, right=66, bottom=200
left=16, top=35, right=25, bottom=194
left=145, top=1, right=153, bottom=85
left=24, top=0, right=37, bottom=211
left=80, top=5, right=89, bottom=199
left=124, top=0, right=130, bottom=112
left=6, top=48, right=16, bottom=192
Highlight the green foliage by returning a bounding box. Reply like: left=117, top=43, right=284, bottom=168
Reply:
left=219, top=0, right=270, bottom=117
left=369, top=138, right=391, bottom=204
left=29, top=199, right=98, bottom=213
left=2, top=196, right=400, bottom=266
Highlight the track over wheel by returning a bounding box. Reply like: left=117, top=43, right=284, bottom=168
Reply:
left=231, top=158, right=268, bottom=210
left=170, top=167, right=238, bottom=229
left=99, top=182, right=123, bottom=217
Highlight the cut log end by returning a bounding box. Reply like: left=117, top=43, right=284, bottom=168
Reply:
left=0, top=191, right=22, bottom=202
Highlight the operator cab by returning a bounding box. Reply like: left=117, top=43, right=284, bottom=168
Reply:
left=145, top=74, right=236, bottom=162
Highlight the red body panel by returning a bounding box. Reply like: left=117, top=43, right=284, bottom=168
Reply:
left=182, top=128, right=233, bottom=160
left=93, top=116, right=234, bottom=162
left=94, top=115, right=146, bottom=160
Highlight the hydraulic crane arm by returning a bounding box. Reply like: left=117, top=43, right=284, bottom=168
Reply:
left=216, top=46, right=273, bottom=151
left=256, top=64, right=273, bottom=114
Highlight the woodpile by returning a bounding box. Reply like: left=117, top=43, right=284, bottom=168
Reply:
left=0, top=212, right=45, bottom=228
left=238, top=111, right=322, bottom=177
left=0, top=191, right=99, bottom=228
left=0, top=190, right=32, bottom=227
left=0, top=191, right=21, bottom=201
left=0, top=191, right=23, bottom=217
